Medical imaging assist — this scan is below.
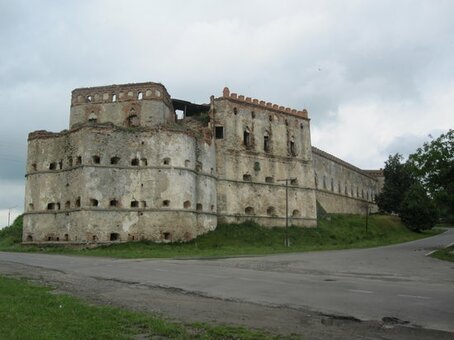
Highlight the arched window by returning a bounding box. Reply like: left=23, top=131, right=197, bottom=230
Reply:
left=137, top=91, right=143, bottom=100
left=243, top=127, right=251, bottom=147
left=183, top=200, right=191, bottom=209
left=289, top=136, right=296, bottom=156
left=292, top=209, right=301, bottom=217
left=90, top=199, right=99, bottom=207
left=264, top=130, right=270, bottom=152
left=266, top=207, right=276, bottom=216
left=110, top=156, right=120, bottom=165
left=112, top=93, right=117, bottom=102
left=245, top=206, right=255, bottom=215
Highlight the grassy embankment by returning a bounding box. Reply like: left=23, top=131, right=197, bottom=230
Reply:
left=430, top=245, right=454, bottom=262
left=0, top=214, right=441, bottom=259
left=0, top=275, right=277, bottom=339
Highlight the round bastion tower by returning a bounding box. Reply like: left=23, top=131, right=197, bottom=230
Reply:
left=23, top=82, right=217, bottom=243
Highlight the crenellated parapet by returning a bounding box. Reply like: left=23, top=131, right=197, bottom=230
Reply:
left=71, top=82, right=173, bottom=109
left=220, top=87, right=308, bottom=119
left=69, top=82, right=175, bottom=129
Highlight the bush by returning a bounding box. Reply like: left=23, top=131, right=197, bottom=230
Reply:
left=0, top=215, right=23, bottom=245
left=399, top=184, right=438, bottom=232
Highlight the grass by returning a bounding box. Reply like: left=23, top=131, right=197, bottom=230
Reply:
left=0, top=214, right=441, bottom=259
left=430, top=245, right=454, bottom=262
left=0, top=275, right=279, bottom=339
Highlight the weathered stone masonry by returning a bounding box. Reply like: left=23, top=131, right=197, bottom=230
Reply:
left=23, top=82, right=381, bottom=243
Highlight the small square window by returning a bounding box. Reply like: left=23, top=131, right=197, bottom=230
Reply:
left=215, top=126, right=224, bottom=139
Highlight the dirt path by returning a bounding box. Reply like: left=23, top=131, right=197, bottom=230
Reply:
left=1, top=260, right=452, bottom=339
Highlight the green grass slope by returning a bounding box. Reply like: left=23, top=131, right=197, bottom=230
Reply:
left=0, top=214, right=439, bottom=259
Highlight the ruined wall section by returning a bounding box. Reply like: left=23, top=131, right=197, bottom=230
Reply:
left=70, top=82, right=175, bottom=129
left=212, top=88, right=317, bottom=227
left=23, top=125, right=217, bottom=243
left=312, top=147, right=379, bottom=214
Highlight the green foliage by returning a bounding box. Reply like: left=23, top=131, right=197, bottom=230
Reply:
left=0, top=276, right=275, bottom=339
left=0, top=215, right=23, bottom=246
left=375, top=154, right=415, bottom=214
left=1, top=215, right=439, bottom=258
left=192, top=111, right=210, bottom=126
left=399, top=184, right=438, bottom=231
left=408, top=129, right=454, bottom=222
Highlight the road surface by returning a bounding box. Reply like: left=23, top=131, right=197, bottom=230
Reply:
left=1, top=229, right=453, bottom=336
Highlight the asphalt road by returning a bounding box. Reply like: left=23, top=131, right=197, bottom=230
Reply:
left=1, top=229, right=453, bottom=333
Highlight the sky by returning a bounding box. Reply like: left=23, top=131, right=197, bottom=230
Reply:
left=0, top=0, right=453, bottom=226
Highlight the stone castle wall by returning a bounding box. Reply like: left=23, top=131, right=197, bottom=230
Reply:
left=312, top=147, right=378, bottom=214
left=23, top=82, right=381, bottom=244
left=212, top=89, right=316, bottom=227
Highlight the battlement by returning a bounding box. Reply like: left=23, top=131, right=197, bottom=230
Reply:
left=71, top=82, right=173, bottom=109
left=220, top=87, right=308, bottom=119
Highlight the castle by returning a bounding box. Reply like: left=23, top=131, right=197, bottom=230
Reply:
left=23, top=82, right=382, bottom=243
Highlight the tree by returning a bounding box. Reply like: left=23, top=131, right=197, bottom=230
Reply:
left=375, top=154, right=415, bottom=214
left=399, top=183, right=438, bottom=231
left=408, top=129, right=454, bottom=222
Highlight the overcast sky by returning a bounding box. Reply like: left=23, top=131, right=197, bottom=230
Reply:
left=1, top=0, right=453, bottom=226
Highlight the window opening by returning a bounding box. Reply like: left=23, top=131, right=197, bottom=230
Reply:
left=265, top=176, right=274, bottom=183
left=110, top=199, right=118, bottom=207
left=110, top=233, right=120, bottom=241
left=215, top=126, right=224, bottom=139
left=163, top=158, right=171, bottom=165
left=49, top=162, right=57, bottom=170
left=65, top=201, right=70, bottom=209
left=162, top=200, right=170, bottom=207
left=130, top=200, right=139, bottom=208
left=267, top=206, right=276, bottom=216
left=126, top=114, right=140, bottom=127
left=110, top=156, right=120, bottom=165
left=92, top=155, right=101, bottom=164
left=75, top=197, right=81, bottom=207
left=243, top=174, right=252, bottom=181
left=264, top=134, right=270, bottom=152
left=131, top=158, right=139, bottom=166
left=196, top=203, right=203, bottom=211
left=183, top=200, right=191, bottom=209
left=175, top=109, right=184, bottom=120
left=245, top=206, right=254, bottom=215
left=292, top=209, right=301, bottom=217
left=90, top=199, right=99, bottom=207
left=243, top=128, right=251, bottom=147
